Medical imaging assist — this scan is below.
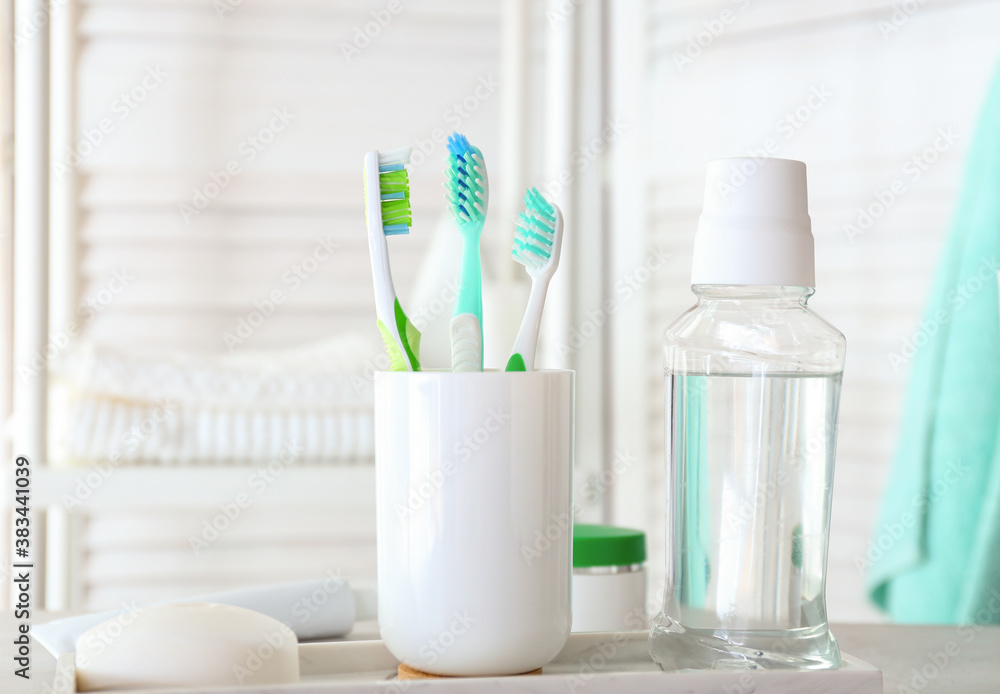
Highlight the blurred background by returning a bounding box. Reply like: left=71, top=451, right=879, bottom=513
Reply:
left=1, top=0, right=999, bottom=624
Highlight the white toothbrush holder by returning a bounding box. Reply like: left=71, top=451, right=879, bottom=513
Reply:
left=374, top=369, right=574, bottom=677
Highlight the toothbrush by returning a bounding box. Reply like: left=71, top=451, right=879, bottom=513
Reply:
left=363, top=147, right=421, bottom=371
left=505, top=187, right=563, bottom=372
left=444, top=133, right=488, bottom=372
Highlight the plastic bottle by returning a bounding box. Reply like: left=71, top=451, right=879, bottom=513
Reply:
left=649, top=158, right=846, bottom=670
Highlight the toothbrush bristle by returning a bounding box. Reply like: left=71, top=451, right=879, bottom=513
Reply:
left=378, top=148, right=412, bottom=235
left=444, top=132, right=487, bottom=225
left=379, top=146, right=412, bottom=167
left=512, top=187, right=556, bottom=270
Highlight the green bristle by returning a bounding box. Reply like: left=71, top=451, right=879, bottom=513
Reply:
left=380, top=168, right=411, bottom=231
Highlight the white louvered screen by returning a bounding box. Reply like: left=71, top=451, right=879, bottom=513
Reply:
left=630, top=0, right=1000, bottom=623
left=58, top=0, right=505, bottom=606
left=77, top=504, right=376, bottom=611
left=73, top=0, right=502, bottom=355
left=44, top=0, right=1000, bottom=619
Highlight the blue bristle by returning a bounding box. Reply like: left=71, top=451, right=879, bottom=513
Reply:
left=379, top=163, right=405, bottom=173
left=381, top=191, right=405, bottom=200
left=383, top=224, right=409, bottom=235
left=447, top=133, right=473, bottom=156
left=444, top=132, right=487, bottom=225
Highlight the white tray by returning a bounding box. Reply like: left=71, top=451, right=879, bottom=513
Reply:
left=54, top=631, right=882, bottom=693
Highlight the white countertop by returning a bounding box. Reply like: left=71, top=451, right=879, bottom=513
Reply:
left=4, top=612, right=999, bottom=693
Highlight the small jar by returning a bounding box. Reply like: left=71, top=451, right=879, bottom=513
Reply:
left=571, top=524, right=646, bottom=632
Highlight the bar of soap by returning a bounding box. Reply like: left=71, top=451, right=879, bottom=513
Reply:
left=75, top=602, right=299, bottom=691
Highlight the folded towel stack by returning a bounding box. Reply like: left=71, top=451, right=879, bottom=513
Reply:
left=49, top=337, right=379, bottom=466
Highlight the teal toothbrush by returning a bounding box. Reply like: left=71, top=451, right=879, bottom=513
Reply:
left=445, top=133, right=488, bottom=371
left=505, top=188, right=563, bottom=371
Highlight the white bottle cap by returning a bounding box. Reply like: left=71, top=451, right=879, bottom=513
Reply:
left=691, top=157, right=815, bottom=287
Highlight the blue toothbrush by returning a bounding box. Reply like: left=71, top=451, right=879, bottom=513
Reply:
left=444, top=133, right=488, bottom=371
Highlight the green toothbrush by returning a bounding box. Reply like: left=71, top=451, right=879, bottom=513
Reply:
left=363, top=147, right=421, bottom=371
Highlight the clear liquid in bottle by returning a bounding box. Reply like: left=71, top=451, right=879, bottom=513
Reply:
left=649, top=372, right=842, bottom=670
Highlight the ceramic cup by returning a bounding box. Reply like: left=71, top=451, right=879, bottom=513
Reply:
left=374, top=369, right=574, bottom=676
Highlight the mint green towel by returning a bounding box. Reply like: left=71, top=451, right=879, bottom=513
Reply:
left=867, top=65, right=1000, bottom=623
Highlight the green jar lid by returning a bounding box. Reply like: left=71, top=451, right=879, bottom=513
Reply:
left=573, top=524, right=646, bottom=568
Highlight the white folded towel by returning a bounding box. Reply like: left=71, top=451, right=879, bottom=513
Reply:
left=49, top=336, right=380, bottom=466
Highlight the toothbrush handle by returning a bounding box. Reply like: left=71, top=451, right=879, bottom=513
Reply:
left=451, top=314, right=482, bottom=372
left=455, top=232, right=483, bottom=320
left=507, top=276, right=549, bottom=371
left=453, top=232, right=483, bottom=370
left=377, top=297, right=422, bottom=372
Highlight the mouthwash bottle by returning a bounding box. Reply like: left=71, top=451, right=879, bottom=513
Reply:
left=649, top=158, right=845, bottom=670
